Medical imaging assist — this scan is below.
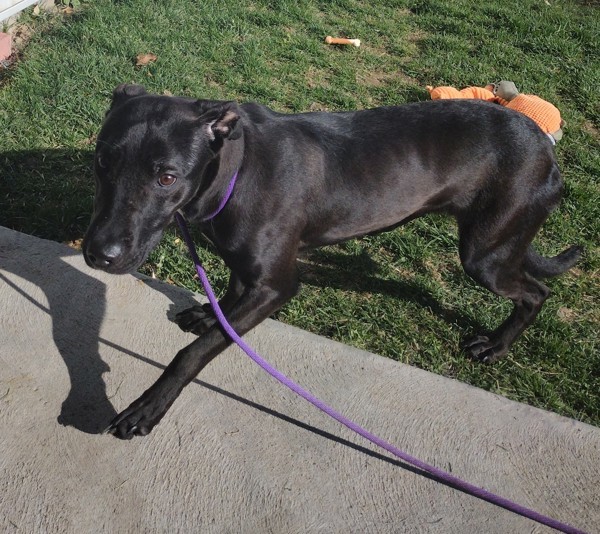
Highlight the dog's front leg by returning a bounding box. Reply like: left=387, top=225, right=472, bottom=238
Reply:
left=105, top=278, right=298, bottom=439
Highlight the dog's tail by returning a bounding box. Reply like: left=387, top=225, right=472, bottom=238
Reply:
left=524, top=245, right=583, bottom=279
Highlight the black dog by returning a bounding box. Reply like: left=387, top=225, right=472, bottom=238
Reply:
left=83, top=84, right=581, bottom=439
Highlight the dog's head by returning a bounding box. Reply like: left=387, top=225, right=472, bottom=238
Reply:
left=83, top=84, right=241, bottom=274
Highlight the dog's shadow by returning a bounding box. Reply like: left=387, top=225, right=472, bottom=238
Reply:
left=294, top=247, right=484, bottom=335
left=156, top=228, right=484, bottom=338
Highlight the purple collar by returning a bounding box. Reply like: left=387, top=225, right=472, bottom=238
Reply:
left=201, top=170, right=238, bottom=222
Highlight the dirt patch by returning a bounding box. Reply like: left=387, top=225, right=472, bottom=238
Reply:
left=582, top=119, right=599, bottom=141
left=356, top=65, right=417, bottom=88
left=305, top=65, right=330, bottom=90
left=357, top=70, right=394, bottom=87
left=9, top=22, right=35, bottom=50
left=406, top=28, right=428, bottom=44
left=308, top=101, right=330, bottom=112
left=1, top=2, right=63, bottom=72
left=557, top=306, right=577, bottom=323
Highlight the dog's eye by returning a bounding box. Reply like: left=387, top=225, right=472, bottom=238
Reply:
left=97, top=155, right=107, bottom=169
left=158, top=174, right=177, bottom=187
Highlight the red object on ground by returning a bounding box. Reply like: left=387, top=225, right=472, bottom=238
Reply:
left=0, top=32, right=12, bottom=61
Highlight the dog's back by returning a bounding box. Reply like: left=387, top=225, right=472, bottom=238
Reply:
left=235, top=100, right=558, bottom=246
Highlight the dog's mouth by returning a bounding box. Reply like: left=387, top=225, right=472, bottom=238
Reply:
left=82, top=245, right=152, bottom=275
left=82, top=227, right=165, bottom=275
left=87, top=254, right=146, bottom=274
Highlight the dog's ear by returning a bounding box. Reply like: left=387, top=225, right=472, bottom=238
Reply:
left=196, top=101, right=242, bottom=141
left=212, top=107, right=242, bottom=140
left=109, top=84, right=148, bottom=111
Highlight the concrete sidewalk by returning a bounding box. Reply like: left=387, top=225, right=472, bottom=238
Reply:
left=1, top=226, right=598, bottom=533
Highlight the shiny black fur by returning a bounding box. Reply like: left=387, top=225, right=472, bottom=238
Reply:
left=83, top=84, right=581, bottom=438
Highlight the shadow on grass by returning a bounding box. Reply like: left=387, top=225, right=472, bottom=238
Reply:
left=297, top=248, right=486, bottom=338
left=0, top=148, right=95, bottom=242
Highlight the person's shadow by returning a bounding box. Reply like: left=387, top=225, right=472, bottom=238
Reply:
left=0, top=239, right=116, bottom=433
left=1, top=148, right=116, bottom=433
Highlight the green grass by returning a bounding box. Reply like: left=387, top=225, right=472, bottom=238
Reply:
left=1, top=0, right=598, bottom=425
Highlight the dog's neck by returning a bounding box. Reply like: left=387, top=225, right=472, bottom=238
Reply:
left=183, top=134, right=245, bottom=223
left=201, top=170, right=238, bottom=222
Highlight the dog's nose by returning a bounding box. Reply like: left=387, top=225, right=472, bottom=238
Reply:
left=86, top=243, right=123, bottom=269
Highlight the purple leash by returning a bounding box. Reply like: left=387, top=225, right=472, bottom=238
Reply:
left=174, top=174, right=586, bottom=534
left=201, top=170, right=239, bottom=222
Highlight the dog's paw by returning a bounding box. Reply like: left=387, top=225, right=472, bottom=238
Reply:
left=104, top=393, right=170, bottom=439
left=175, top=303, right=215, bottom=335
left=462, top=335, right=508, bottom=364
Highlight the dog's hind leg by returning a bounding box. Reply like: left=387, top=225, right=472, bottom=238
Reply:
left=456, top=159, right=578, bottom=362
left=457, top=200, right=558, bottom=362
left=461, top=258, right=550, bottom=363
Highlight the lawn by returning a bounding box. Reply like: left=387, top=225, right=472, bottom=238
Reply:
left=1, top=0, right=598, bottom=426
